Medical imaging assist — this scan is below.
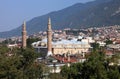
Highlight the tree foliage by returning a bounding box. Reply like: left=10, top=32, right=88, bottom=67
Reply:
left=0, top=46, right=46, bottom=79
left=105, top=39, right=113, bottom=45
left=61, top=49, right=120, bottom=79
left=27, top=38, right=40, bottom=48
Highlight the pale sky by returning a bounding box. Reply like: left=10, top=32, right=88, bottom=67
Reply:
left=0, top=0, right=94, bottom=32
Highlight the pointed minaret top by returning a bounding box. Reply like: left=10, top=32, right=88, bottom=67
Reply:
left=23, top=21, right=26, bottom=31
left=24, top=21, right=26, bottom=26
left=47, top=17, right=51, bottom=30
left=48, top=17, right=51, bottom=25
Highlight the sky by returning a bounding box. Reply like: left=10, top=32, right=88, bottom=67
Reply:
left=0, top=0, right=94, bottom=32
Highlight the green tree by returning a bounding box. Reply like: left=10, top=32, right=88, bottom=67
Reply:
left=49, top=73, right=66, bottom=79
left=108, top=66, right=120, bottom=79
left=61, top=65, right=71, bottom=79
left=60, top=50, right=109, bottom=79
left=27, top=38, right=40, bottom=48
left=0, top=46, right=45, bottom=79
left=91, top=43, right=100, bottom=52
left=105, top=39, right=113, bottom=45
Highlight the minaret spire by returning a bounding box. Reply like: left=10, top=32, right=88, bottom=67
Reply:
left=23, top=21, right=26, bottom=31
left=47, top=17, right=53, bottom=56
left=22, top=21, right=27, bottom=49
left=48, top=17, right=52, bottom=30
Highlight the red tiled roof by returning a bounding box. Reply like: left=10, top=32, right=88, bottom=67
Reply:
left=105, top=50, right=114, bottom=56
left=53, top=56, right=77, bottom=63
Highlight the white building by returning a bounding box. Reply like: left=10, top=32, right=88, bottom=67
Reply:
left=32, top=36, right=94, bottom=55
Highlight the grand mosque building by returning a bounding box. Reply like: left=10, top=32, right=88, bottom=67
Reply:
left=32, top=18, right=94, bottom=56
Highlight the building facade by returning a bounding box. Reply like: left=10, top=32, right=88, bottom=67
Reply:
left=32, top=37, right=94, bottom=55
left=32, top=18, right=94, bottom=56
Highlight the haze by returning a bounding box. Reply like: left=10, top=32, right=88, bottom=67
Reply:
left=0, top=0, right=94, bottom=32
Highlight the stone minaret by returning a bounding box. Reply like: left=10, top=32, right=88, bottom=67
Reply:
left=22, top=21, right=27, bottom=48
left=47, top=17, right=53, bottom=56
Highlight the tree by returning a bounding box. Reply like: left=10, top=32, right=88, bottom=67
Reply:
left=49, top=73, right=66, bottom=79
left=0, top=46, right=45, bottom=79
left=60, top=50, right=109, bottom=79
left=61, top=65, right=71, bottom=79
left=27, top=38, right=40, bottom=48
left=91, top=43, right=100, bottom=52
left=108, top=66, right=120, bottom=79
left=105, top=39, right=113, bottom=45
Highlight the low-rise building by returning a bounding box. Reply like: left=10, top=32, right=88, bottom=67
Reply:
left=32, top=36, right=94, bottom=56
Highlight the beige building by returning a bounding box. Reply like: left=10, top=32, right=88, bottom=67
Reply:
left=32, top=37, right=94, bottom=55
left=32, top=18, right=94, bottom=56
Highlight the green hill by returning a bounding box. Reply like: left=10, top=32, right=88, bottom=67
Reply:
left=0, top=0, right=120, bottom=38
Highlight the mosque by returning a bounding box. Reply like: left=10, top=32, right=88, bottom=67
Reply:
left=32, top=18, right=95, bottom=56
left=21, top=18, right=95, bottom=73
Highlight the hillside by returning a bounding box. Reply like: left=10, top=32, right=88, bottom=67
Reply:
left=0, top=0, right=120, bottom=38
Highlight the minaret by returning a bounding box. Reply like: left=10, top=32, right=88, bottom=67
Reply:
left=22, top=21, right=27, bottom=48
left=47, top=17, right=53, bottom=56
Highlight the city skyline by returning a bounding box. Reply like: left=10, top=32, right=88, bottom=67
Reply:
left=0, top=0, right=94, bottom=32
